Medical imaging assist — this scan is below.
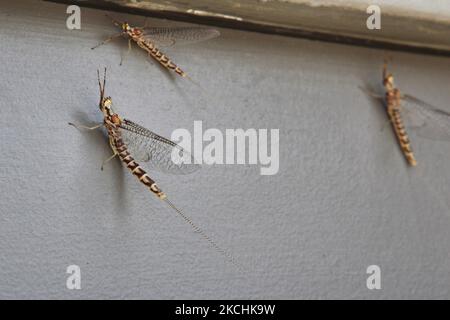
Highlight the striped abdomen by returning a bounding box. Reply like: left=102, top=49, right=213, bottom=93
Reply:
left=388, top=109, right=417, bottom=166
left=111, top=128, right=167, bottom=199
left=137, top=40, right=186, bottom=77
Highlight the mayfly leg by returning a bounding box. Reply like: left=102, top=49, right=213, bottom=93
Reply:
left=69, top=122, right=119, bottom=170
left=359, top=86, right=390, bottom=131
left=68, top=122, right=103, bottom=131
left=91, top=14, right=125, bottom=50
left=91, top=33, right=123, bottom=50
left=101, top=153, right=119, bottom=171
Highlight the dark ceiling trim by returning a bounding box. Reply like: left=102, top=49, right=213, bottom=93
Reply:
left=46, top=0, right=450, bottom=58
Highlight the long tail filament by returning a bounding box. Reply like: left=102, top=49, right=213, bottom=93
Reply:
left=163, top=198, right=245, bottom=272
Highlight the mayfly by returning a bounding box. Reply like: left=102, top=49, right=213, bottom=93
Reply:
left=69, top=69, right=242, bottom=270
left=361, top=61, right=450, bottom=166
left=92, top=15, right=220, bottom=79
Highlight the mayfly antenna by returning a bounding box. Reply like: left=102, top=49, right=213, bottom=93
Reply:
left=97, top=68, right=107, bottom=102
left=105, top=14, right=122, bottom=28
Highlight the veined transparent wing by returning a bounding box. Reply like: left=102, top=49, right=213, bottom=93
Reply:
left=401, top=94, right=450, bottom=141
left=119, top=119, right=200, bottom=175
left=141, top=27, right=220, bottom=47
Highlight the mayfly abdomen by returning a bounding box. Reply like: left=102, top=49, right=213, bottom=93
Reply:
left=138, top=40, right=186, bottom=77
left=113, top=130, right=166, bottom=199
left=389, top=109, right=417, bottom=166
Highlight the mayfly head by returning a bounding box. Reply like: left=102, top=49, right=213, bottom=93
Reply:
left=383, top=73, right=395, bottom=91
left=101, top=97, right=120, bottom=125
left=121, top=22, right=131, bottom=32
left=101, top=96, right=113, bottom=112
left=121, top=23, right=142, bottom=37
left=382, top=58, right=395, bottom=91
left=97, top=68, right=114, bottom=114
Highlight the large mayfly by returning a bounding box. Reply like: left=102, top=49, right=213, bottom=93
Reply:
left=92, top=15, right=220, bottom=79
left=69, top=69, right=242, bottom=270
left=361, top=61, right=450, bottom=166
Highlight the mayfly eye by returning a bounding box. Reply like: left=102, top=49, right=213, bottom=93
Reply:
left=103, top=97, right=112, bottom=107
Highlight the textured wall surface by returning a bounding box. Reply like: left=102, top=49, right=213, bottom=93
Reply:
left=1, top=0, right=450, bottom=299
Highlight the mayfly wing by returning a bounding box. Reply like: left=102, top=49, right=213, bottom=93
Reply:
left=141, top=27, right=220, bottom=47
left=401, top=94, right=450, bottom=141
left=359, top=85, right=384, bottom=101
left=119, top=119, right=200, bottom=175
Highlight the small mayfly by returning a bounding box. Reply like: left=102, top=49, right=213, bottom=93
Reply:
left=92, top=15, right=220, bottom=79
left=69, top=69, right=242, bottom=270
left=361, top=61, right=450, bottom=166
